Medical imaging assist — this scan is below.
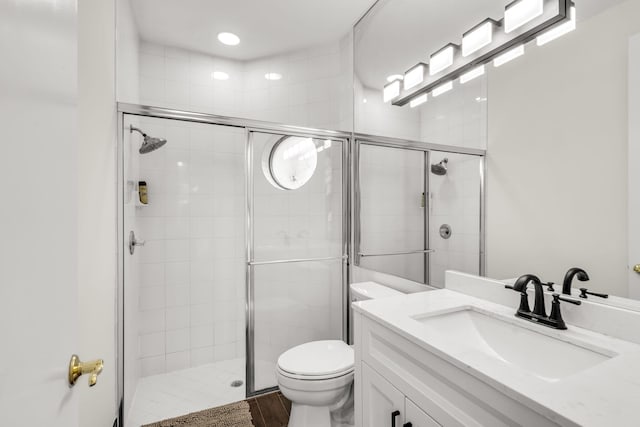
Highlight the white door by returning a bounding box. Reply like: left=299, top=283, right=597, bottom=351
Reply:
left=0, top=1, right=114, bottom=426
left=404, top=398, right=440, bottom=427
left=629, top=33, right=640, bottom=300
left=361, top=363, right=406, bottom=427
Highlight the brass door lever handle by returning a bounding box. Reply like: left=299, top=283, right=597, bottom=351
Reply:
left=68, top=354, right=103, bottom=387
left=634, top=264, right=640, bottom=274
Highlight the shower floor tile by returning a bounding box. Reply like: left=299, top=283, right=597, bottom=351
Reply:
left=126, top=358, right=246, bottom=427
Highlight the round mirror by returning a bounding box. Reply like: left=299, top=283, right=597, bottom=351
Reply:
left=268, top=136, right=318, bottom=190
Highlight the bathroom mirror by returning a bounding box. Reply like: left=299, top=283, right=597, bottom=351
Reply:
left=354, top=0, right=640, bottom=305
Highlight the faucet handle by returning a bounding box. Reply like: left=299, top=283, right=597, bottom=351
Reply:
left=553, top=293, right=582, bottom=306
left=543, top=282, right=555, bottom=292
left=579, top=288, right=609, bottom=299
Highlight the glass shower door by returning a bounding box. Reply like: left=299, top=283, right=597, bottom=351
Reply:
left=356, top=142, right=428, bottom=283
left=247, top=131, right=347, bottom=394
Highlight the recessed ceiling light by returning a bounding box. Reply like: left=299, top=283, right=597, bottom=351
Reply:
left=212, top=71, right=229, bottom=80
left=217, top=32, right=240, bottom=46
left=265, top=73, right=282, bottom=81
left=386, top=74, right=404, bottom=82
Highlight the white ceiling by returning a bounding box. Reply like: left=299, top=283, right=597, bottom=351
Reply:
left=355, top=0, right=627, bottom=89
left=131, top=0, right=376, bottom=60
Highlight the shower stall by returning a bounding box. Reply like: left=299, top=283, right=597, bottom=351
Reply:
left=118, top=105, right=349, bottom=426
left=117, top=105, right=484, bottom=426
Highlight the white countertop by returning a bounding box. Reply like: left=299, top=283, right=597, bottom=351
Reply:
left=353, top=289, right=640, bottom=427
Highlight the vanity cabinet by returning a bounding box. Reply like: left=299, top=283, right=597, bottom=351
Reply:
left=361, top=362, right=439, bottom=427
left=354, top=312, right=565, bottom=427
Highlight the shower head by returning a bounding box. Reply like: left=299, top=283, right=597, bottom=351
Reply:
left=130, top=126, right=167, bottom=154
left=431, top=158, right=448, bottom=176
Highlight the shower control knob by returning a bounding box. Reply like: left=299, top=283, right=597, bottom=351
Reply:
left=128, top=230, right=145, bottom=255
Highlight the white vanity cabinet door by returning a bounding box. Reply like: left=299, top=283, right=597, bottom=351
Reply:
left=405, top=398, right=440, bottom=427
left=362, top=362, right=406, bottom=427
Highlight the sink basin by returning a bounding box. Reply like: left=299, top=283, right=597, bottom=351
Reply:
left=412, top=307, right=615, bottom=381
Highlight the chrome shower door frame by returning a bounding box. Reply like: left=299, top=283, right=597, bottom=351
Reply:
left=245, top=128, right=351, bottom=396
left=352, top=134, right=487, bottom=286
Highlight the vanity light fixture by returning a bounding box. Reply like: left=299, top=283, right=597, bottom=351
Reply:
left=536, top=5, right=576, bottom=46
left=217, top=32, right=240, bottom=46
left=404, top=63, right=426, bottom=90
left=432, top=81, right=453, bottom=97
left=265, top=72, right=282, bottom=80
left=212, top=71, right=229, bottom=80
left=384, top=0, right=574, bottom=107
left=462, top=19, right=498, bottom=57
left=386, top=74, right=404, bottom=82
left=460, top=65, right=485, bottom=84
left=504, top=0, right=544, bottom=33
left=383, top=80, right=401, bottom=102
left=493, top=45, right=525, bottom=67
left=409, top=93, right=428, bottom=108
left=429, top=44, right=456, bottom=75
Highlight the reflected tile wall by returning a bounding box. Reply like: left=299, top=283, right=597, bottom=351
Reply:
left=429, top=152, right=482, bottom=287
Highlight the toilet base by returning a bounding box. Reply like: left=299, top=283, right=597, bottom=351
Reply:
left=289, top=404, right=330, bottom=427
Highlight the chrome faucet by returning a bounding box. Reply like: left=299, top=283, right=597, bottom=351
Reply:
left=506, top=274, right=581, bottom=330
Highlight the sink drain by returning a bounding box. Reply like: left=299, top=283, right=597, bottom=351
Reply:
left=230, top=380, right=243, bottom=388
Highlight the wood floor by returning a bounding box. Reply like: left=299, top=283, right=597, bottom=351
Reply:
left=248, top=392, right=292, bottom=427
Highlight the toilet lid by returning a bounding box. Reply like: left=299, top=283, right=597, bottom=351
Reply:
left=277, top=340, right=354, bottom=377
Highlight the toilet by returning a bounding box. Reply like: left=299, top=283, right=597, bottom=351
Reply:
left=276, top=282, right=404, bottom=427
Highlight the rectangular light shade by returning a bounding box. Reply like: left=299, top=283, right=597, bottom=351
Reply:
left=383, top=80, right=401, bottom=102
left=460, top=65, right=485, bottom=84
left=504, top=0, right=544, bottom=33
left=430, top=45, right=455, bottom=76
left=493, top=45, right=525, bottom=67
left=409, top=94, right=428, bottom=108
left=462, top=21, right=494, bottom=57
left=537, top=6, right=576, bottom=46
left=404, top=64, right=425, bottom=90
left=432, top=81, right=453, bottom=97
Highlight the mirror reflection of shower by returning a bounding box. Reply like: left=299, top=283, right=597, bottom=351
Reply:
left=130, top=125, right=167, bottom=154
left=431, top=158, right=448, bottom=175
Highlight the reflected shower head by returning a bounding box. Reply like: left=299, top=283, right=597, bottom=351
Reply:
left=431, top=158, right=448, bottom=176
left=130, top=126, right=167, bottom=154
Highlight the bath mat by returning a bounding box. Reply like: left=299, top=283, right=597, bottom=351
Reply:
left=142, top=400, right=254, bottom=427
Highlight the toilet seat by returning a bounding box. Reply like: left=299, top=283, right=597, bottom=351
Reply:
left=277, top=340, right=354, bottom=380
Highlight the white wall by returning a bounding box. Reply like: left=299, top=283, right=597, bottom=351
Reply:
left=116, top=0, right=140, bottom=103
left=628, top=33, right=640, bottom=299
left=78, top=0, right=119, bottom=425
left=486, top=0, right=640, bottom=297
left=136, top=35, right=353, bottom=131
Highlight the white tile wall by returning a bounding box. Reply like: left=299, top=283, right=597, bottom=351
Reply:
left=353, top=73, right=487, bottom=150
left=429, top=152, right=482, bottom=287
left=138, top=34, right=353, bottom=131
left=128, top=116, right=246, bottom=377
